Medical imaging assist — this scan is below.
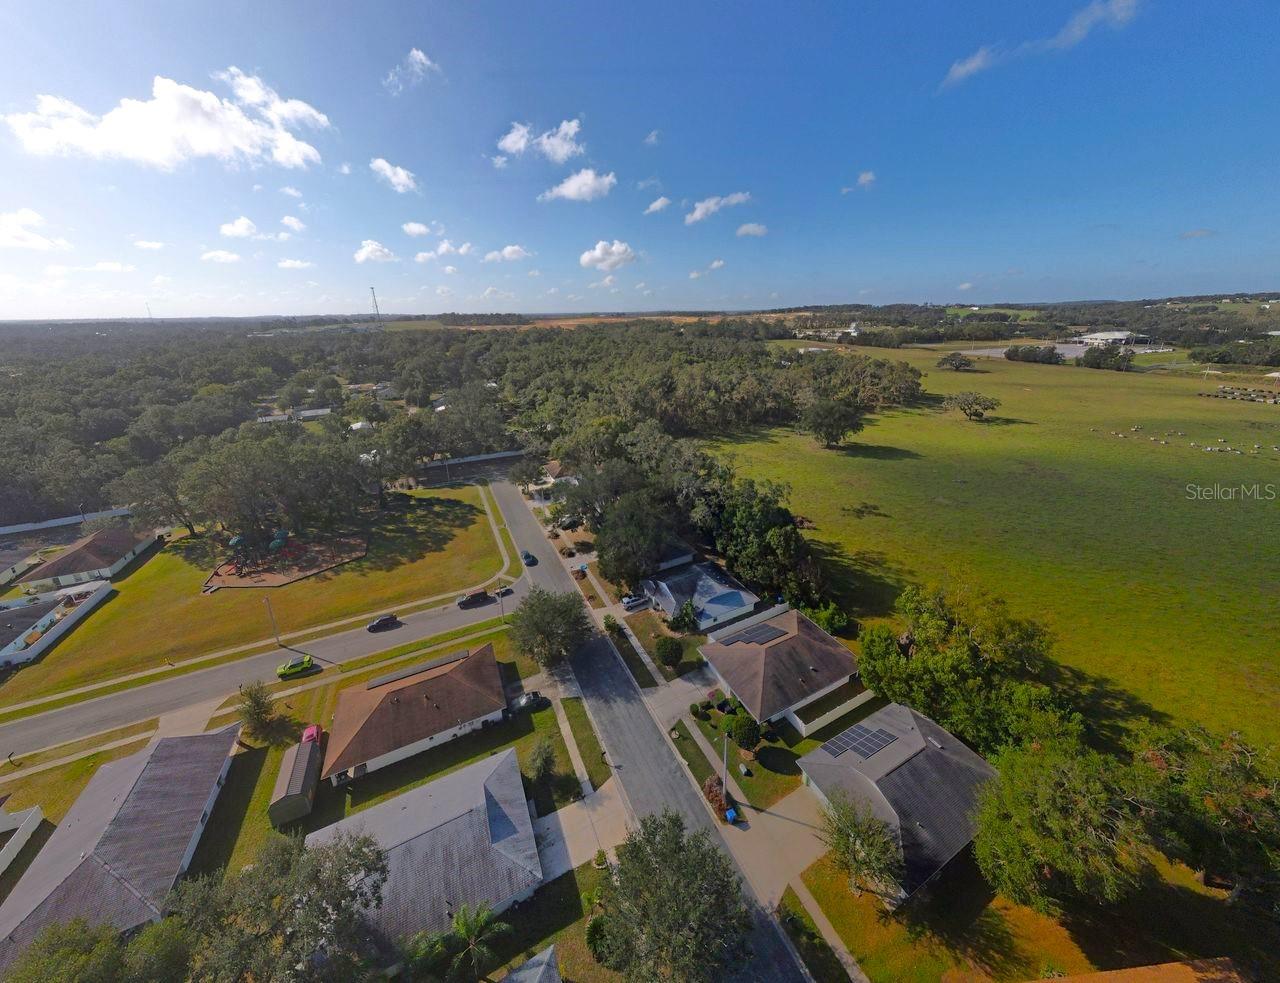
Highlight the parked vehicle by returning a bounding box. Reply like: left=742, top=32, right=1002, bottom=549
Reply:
left=621, top=594, right=650, bottom=611
left=366, top=614, right=399, bottom=632
left=456, top=589, right=490, bottom=609
left=276, top=654, right=314, bottom=679
left=301, top=724, right=323, bottom=744
left=495, top=585, right=514, bottom=597
left=512, top=691, right=549, bottom=712
left=520, top=550, right=537, bottom=566
left=557, top=514, right=583, bottom=530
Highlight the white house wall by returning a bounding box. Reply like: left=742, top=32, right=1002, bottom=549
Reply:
left=0, top=582, right=113, bottom=668
left=784, top=686, right=875, bottom=737
left=179, top=750, right=234, bottom=878
left=337, top=708, right=506, bottom=785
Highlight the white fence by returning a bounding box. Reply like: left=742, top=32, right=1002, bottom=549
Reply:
left=0, top=581, right=114, bottom=668
left=0, top=805, right=43, bottom=878
left=0, top=507, right=130, bottom=539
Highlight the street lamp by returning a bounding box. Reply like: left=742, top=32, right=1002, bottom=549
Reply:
left=263, top=596, right=281, bottom=645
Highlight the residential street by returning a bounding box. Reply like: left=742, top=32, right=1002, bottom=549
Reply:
left=488, top=480, right=807, bottom=981
left=0, top=573, right=531, bottom=758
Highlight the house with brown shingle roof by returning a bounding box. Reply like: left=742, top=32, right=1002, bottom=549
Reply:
left=16, top=525, right=157, bottom=592
left=322, top=643, right=507, bottom=785
left=699, top=605, right=870, bottom=735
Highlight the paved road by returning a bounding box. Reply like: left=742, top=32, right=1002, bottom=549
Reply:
left=487, top=482, right=805, bottom=980
left=0, top=575, right=531, bottom=757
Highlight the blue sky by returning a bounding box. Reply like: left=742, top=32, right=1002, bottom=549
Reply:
left=1, top=0, right=1277, bottom=318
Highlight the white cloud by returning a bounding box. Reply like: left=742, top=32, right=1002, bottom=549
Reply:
left=644, top=129, right=660, bottom=146
left=152, top=275, right=171, bottom=286
left=353, top=239, right=395, bottom=263
left=482, top=285, right=513, bottom=301
left=942, top=0, right=1138, bottom=88
left=957, top=281, right=973, bottom=291
left=3, top=69, right=329, bottom=170
left=338, top=162, right=351, bottom=175
left=635, top=281, right=646, bottom=290
left=281, top=215, right=305, bottom=232
left=684, top=191, right=751, bottom=225
left=0, top=209, right=71, bottom=250
left=538, top=168, right=616, bottom=202
left=201, top=249, right=240, bottom=263
left=443, top=265, right=458, bottom=274
left=858, top=170, right=876, bottom=188
left=690, top=258, right=724, bottom=279
left=942, top=46, right=998, bottom=87
left=281, top=185, right=303, bottom=198
left=219, top=215, right=257, bottom=237
left=483, top=244, right=532, bottom=263
left=533, top=119, right=583, bottom=164
left=528, top=269, right=541, bottom=277
left=278, top=258, right=313, bottom=269
left=709, top=258, right=725, bottom=270
left=457, top=242, right=473, bottom=255
left=497, top=122, right=531, bottom=156
left=133, top=239, right=164, bottom=250
left=579, top=239, right=636, bottom=272
left=402, top=221, right=430, bottom=236
left=414, top=251, right=436, bottom=264
left=589, top=274, right=616, bottom=289
left=436, top=285, right=453, bottom=297
left=46, top=260, right=136, bottom=275
left=490, top=155, right=508, bottom=169
left=370, top=157, right=417, bottom=193
left=383, top=48, right=441, bottom=95
left=644, top=196, right=671, bottom=215
left=737, top=223, right=767, bottom=237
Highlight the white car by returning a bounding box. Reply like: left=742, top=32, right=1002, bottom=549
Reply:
left=621, top=593, right=649, bottom=611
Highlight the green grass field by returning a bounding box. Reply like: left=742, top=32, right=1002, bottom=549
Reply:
left=715, top=348, right=1280, bottom=746
left=944, top=306, right=1043, bottom=322
left=0, top=485, right=503, bottom=707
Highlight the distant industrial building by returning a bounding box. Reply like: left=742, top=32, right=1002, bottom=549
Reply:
left=1079, top=330, right=1151, bottom=347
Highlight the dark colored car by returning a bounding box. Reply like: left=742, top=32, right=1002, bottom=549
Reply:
left=366, top=614, right=399, bottom=632
left=495, top=585, right=514, bottom=597
left=456, top=589, right=491, bottom=609
left=520, top=550, right=537, bottom=566
left=512, top=691, right=549, bottom=712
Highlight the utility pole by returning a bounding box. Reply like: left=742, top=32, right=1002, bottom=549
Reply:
left=263, top=596, right=281, bottom=645
left=370, top=286, right=383, bottom=328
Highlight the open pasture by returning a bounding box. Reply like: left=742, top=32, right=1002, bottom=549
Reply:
left=717, top=347, right=1280, bottom=745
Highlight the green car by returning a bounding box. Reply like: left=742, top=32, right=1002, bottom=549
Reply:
left=276, top=654, right=314, bottom=679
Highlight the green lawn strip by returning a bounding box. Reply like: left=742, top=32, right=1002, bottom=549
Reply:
left=492, top=861, right=621, bottom=982
left=623, top=609, right=705, bottom=681
left=560, top=696, right=611, bottom=791
left=669, top=720, right=716, bottom=788
left=712, top=351, right=1280, bottom=747
left=607, top=631, right=658, bottom=689
left=337, top=617, right=510, bottom=674
left=777, top=886, right=848, bottom=983
left=0, top=738, right=154, bottom=823
left=587, top=562, right=623, bottom=604
left=0, top=485, right=502, bottom=706
left=693, top=700, right=887, bottom=810
left=0, top=718, right=158, bottom=774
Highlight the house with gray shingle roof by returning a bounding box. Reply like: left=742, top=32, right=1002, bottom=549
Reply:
left=0, top=727, right=239, bottom=972
left=305, top=748, right=542, bottom=945
left=503, top=944, right=562, bottom=982
left=798, top=703, right=994, bottom=905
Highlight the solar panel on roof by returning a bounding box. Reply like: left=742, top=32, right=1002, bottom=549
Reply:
left=724, top=622, right=787, bottom=645
left=819, top=723, right=898, bottom=759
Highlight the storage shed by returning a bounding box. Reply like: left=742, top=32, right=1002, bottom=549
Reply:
left=268, top=740, right=322, bottom=827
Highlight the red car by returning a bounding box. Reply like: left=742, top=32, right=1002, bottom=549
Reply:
left=301, top=724, right=323, bottom=744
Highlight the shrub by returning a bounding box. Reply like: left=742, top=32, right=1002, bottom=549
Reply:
left=702, top=775, right=729, bottom=816
left=668, top=599, right=698, bottom=634
left=655, top=636, right=683, bottom=668
left=586, top=914, right=627, bottom=970
left=689, top=702, right=705, bottom=720
left=527, top=735, right=556, bottom=784
left=236, top=681, right=276, bottom=740
left=602, top=614, right=621, bottom=635
left=727, top=713, right=760, bottom=750
left=801, top=600, right=850, bottom=634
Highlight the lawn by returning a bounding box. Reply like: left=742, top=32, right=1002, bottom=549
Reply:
left=624, top=609, right=705, bottom=681
left=669, top=720, right=716, bottom=787
left=0, top=718, right=157, bottom=774
left=713, top=348, right=1280, bottom=747
left=493, top=861, right=621, bottom=981
left=0, top=485, right=503, bottom=707
left=606, top=630, right=658, bottom=689
left=693, top=698, right=887, bottom=809
left=802, top=849, right=1280, bottom=982
left=561, top=696, right=611, bottom=792
left=778, top=886, right=848, bottom=983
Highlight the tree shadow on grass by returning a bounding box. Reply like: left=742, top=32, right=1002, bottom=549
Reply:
left=979, top=416, right=1036, bottom=427
left=808, top=538, right=907, bottom=622
left=1037, top=661, right=1170, bottom=754
left=835, top=443, right=922, bottom=461
left=1057, top=866, right=1280, bottom=980
left=892, top=851, right=1037, bottom=982
left=347, top=492, right=483, bottom=576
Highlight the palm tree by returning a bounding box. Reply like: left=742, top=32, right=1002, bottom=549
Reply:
left=405, top=903, right=511, bottom=982
left=445, top=903, right=510, bottom=981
